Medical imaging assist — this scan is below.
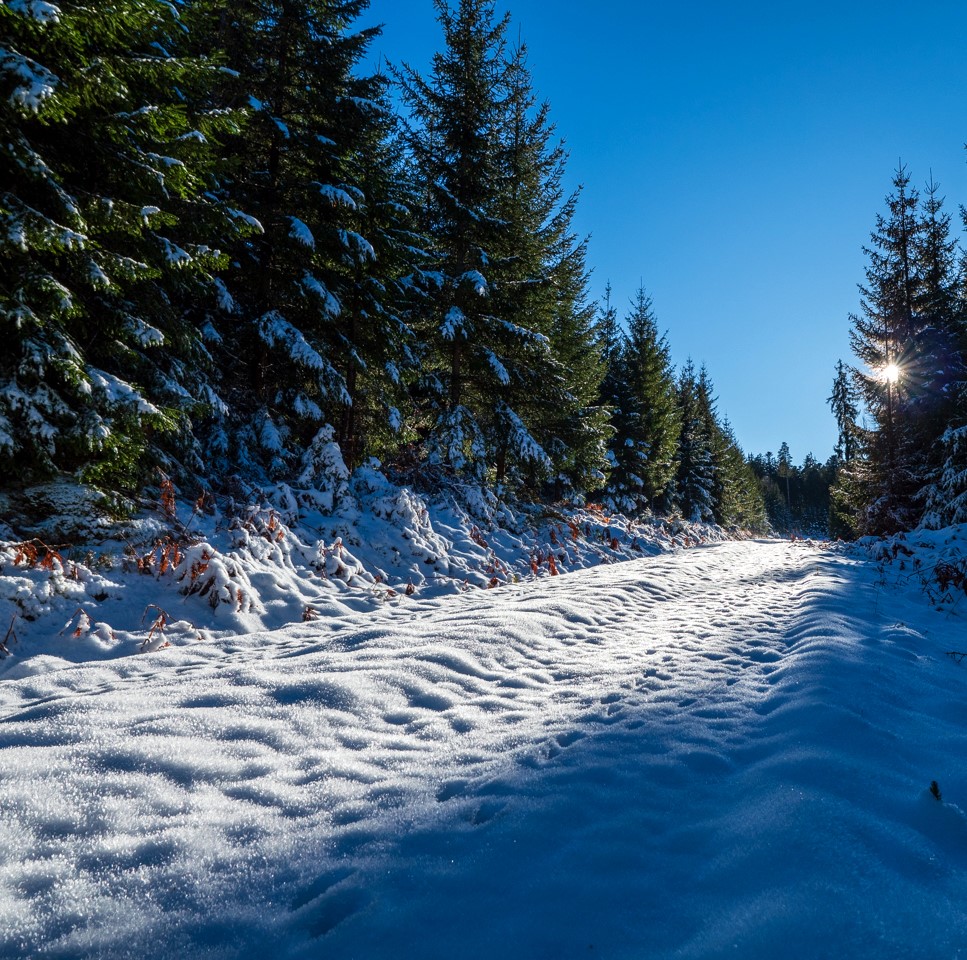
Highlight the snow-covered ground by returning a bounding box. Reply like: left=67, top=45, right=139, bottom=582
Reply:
left=2, top=537, right=966, bottom=958
left=0, top=472, right=725, bottom=677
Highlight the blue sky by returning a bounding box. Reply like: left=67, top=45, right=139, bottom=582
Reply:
left=361, top=0, right=967, bottom=462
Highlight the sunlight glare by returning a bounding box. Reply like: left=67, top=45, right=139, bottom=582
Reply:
left=883, top=363, right=900, bottom=384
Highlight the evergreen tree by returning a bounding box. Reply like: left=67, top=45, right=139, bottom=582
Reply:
left=828, top=359, right=860, bottom=463
left=827, top=359, right=864, bottom=536
left=847, top=165, right=923, bottom=533
left=715, top=420, right=768, bottom=531
left=921, top=239, right=967, bottom=527
left=0, top=0, right=242, bottom=500
left=485, top=40, right=608, bottom=494
left=776, top=440, right=793, bottom=515
left=393, top=0, right=514, bottom=481
left=327, top=84, right=428, bottom=472
left=605, top=287, right=678, bottom=513
left=534, top=228, right=611, bottom=497
left=596, top=282, right=621, bottom=374
left=911, top=176, right=965, bottom=525
left=393, top=5, right=610, bottom=494
left=184, top=0, right=400, bottom=484
left=674, top=359, right=715, bottom=522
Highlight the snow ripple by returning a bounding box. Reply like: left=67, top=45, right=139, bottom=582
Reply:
left=1, top=542, right=965, bottom=958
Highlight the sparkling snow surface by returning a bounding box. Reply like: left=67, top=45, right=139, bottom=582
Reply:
left=2, top=541, right=966, bottom=958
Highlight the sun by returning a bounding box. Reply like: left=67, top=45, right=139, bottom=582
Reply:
left=883, top=363, right=900, bottom=384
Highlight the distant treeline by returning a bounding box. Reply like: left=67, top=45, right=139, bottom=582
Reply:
left=748, top=445, right=836, bottom=538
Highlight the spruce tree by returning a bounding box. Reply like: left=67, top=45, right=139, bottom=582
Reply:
left=715, top=419, right=767, bottom=531
left=911, top=176, right=964, bottom=524
left=605, top=287, right=678, bottom=513
left=847, top=165, right=923, bottom=533
left=460, top=39, right=605, bottom=494
left=327, top=83, right=427, bottom=472
left=0, top=0, right=241, bottom=501
left=184, top=0, right=399, bottom=485
left=393, top=0, right=509, bottom=480
left=395, top=0, right=582, bottom=487
left=828, top=360, right=860, bottom=464
left=674, top=359, right=715, bottom=522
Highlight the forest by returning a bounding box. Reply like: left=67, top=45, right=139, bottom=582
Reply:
left=0, top=0, right=769, bottom=534
left=4, top=0, right=967, bottom=542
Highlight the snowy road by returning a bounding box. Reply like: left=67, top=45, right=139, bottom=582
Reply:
left=2, top=540, right=966, bottom=958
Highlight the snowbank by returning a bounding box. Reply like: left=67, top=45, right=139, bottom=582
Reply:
left=0, top=469, right=733, bottom=679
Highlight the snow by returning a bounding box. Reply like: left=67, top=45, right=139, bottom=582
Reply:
left=300, top=271, right=342, bottom=316
left=160, top=237, right=192, bottom=266
left=1, top=532, right=965, bottom=958
left=126, top=317, right=164, bottom=347
left=485, top=348, right=510, bottom=385
left=212, top=279, right=235, bottom=315
left=441, top=305, right=466, bottom=340
left=86, top=368, right=160, bottom=415
left=1, top=49, right=58, bottom=113
left=226, top=207, right=264, bottom=234
left=316, top=183, right=358, bottom=210
left=338, top=228, right=375, bottom=262
left=7, top=0, right=61, bottom=24
left=257, top=311, right=329, bottom=374
left=458, top=268, right=489, bottom=295
left=288, top=217, right=315, bottom=249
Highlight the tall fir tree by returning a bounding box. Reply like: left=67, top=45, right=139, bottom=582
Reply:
left=0, top=0, right=242, bottom=501
left=847, top=165, right=923, bottom=533
left=491, top=42, right=609, bottom=495
left=920, top=194, right=967, bottom=527
left=827, top=359, right=864, bottom=536
left=326, top=82, right=428, bottom=472
left=183, top=0, right=405, bottom=488
left=714, top=419, right=767, bottom=531
left=828, top=359, right=860, bottom=464
left=393, top=0, right=513, bottom=481
left=605, top=287, right=678, bottom=513
left=674, top=359, right=716, bottom=522
left=394, top=0, right=601, bottom=490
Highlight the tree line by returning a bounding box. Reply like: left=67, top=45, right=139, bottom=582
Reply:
left=748, top=443, right=836, bottom=537
left=0, top=0, right=766, bottom=530
left=831, top=165, right=967, bottom=536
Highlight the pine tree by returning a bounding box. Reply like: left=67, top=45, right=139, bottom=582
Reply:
left=911, top=176, right=965, bottom=526
left=184, top=0, right=399, bottom=485
left=715, top=420, right=767, bottom=532
left=480, top=39, right=608, bottom=494
left=847, top=165, right=923, bottom=533
left=327, top=82, right=427, bottom=472
left=921, top=245, right=967, bottom=527
left=596, top=282, right=621, bottom=374
left=605, top=287, right=678, bottom=513
left=0, top=0, right=242, bottom=501
left=776, top=440, right=793, bottom=518
left=396, top=0, right=582, bottom=487
left=674, top=359, right=715, bottom=522
left=828, top=359, right=860, bottom=464
left=534, top=228, right=611, bottom=498
left=827, top=359, right=864, bottom=537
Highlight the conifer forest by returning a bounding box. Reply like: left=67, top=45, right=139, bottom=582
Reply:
left=0, top=0, right=770, bottom=532
left=2, top=0, right=967, bottom=540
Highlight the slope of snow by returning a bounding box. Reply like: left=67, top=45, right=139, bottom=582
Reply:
left=1, top=539, right=965, bottom=958
left=0, top=472, right=724, bottom=679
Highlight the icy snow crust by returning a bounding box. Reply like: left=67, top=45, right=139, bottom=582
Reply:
left=2, top=539, right=966, bottom=958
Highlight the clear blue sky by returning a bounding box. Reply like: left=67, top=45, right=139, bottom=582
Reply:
left=361, top=0, right=967, bottom=462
